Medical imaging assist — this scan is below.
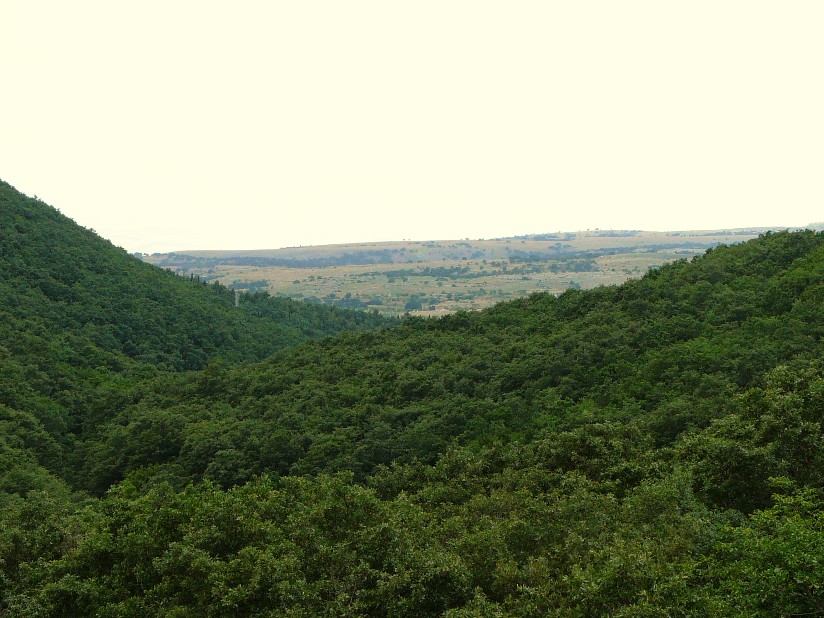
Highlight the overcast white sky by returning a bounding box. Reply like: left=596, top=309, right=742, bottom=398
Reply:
left=2, top=2, right=822, bottom=253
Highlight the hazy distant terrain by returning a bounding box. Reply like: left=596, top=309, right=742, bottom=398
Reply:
left=8, top=179, right=824, bottom=615
left=141, top=228, right=780, bottom=314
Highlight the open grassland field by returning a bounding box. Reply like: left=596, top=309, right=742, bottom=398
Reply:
left=141, top=229, right=778, bottom=315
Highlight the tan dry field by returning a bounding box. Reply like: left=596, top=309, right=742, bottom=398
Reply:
left=142, top=229, right=776, bottom=315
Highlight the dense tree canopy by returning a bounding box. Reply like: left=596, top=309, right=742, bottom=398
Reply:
left=2, top=180, right=824, bottom=615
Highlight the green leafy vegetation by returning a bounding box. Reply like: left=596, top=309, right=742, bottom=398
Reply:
left=3, top=179, right=824, bottom=615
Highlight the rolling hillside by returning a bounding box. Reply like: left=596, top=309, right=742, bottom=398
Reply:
left=0, top=180, right=388, bottom=371
left=142, top=229, right=776, bottom=314
left=2, top=181, right=824, bottom=616
left=0, top=180, right=389, bottom=493
left=76, top=229, right=824, bottom=494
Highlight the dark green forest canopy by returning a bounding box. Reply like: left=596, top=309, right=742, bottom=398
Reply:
left=2, top=179, right=824, bottom=616
left=73, top=227, right=824, bottom=492
left=0, top=180, right=389, bottom=370
left=0, top=180, right=390, bottom=443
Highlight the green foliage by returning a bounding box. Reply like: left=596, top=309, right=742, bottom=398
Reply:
left=0, top=179, right=390, bottom=481
left=69, top=230, right=824, bottom=496
left=0, top=180, right=388, bottom=373
left=696, top=484, right=824, bottom=617
left=3, top=181, right=824, bottom=615
left=679, top=361, right=824, bottom=512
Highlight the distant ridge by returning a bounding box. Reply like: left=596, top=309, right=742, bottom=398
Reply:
left=142, top=228, right=777, bottom=269
left=3, top=185, right=824, bottom=614
left=152, top=226, right=785, bottom=258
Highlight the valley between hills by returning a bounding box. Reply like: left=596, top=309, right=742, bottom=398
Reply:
left=3, top=179, right=824, bottom=616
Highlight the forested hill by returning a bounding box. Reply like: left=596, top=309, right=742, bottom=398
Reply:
left=72, top=229, right=824, bottom=493
left=3, top=190, right=824, bottom=615
left=0, top=179, right=388, bottom=502
left=0, top=180, right=388, bottom=373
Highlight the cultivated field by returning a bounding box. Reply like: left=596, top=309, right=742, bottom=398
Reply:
left=140, top=228, right=777, bottom=315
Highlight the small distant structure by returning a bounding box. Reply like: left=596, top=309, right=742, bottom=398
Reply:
left=234, top=289, right=240, bottom=308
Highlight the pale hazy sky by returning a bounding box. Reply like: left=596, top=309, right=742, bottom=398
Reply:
left=2, top=2, right=822, bottom=253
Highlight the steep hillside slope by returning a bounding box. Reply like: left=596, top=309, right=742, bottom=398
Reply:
left=0, top=181, right=387, bottom=372
left=0, top=180, right=388, bottom=493
left=75, top=230, right=824, bottom=492
left=2, top=193, right=824, bottom=615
